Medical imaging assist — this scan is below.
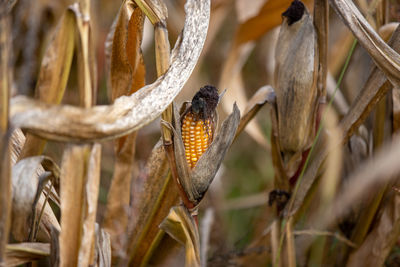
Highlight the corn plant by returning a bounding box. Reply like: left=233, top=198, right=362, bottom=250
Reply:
left=1, top=0, right=400, bottom=266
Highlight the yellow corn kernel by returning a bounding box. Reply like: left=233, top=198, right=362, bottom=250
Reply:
left=181, top=112, right=213, bottom=168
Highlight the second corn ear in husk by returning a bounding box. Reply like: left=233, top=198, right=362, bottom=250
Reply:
left=274, top=0, right=319, bottom=154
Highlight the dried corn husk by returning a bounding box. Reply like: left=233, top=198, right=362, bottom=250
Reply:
left=274, top=1, right=319, bottom=155
left=172, top=103, right=240, bottom=205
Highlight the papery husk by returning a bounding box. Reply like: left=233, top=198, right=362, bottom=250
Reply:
left=191, top=104, right=240, bottom=200
left=172, top=103, right=240, bottom=205
left=274, top=2, right=319, bottom=155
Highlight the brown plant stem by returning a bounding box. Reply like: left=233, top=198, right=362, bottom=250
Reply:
left=0, top=7, right=11, bottom=266
left=314, top=0, right=328, bottom=99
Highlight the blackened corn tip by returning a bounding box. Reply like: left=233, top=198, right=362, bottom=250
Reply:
left=192, top=85, right=219, bottom=118
left=282, top=0, right=305, bottom=26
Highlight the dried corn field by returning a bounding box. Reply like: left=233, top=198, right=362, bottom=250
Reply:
left=1, top=0, right=400, bottom=266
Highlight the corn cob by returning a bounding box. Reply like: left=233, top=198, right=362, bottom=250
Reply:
left=181, top=85, right=219, bottom=168
left=182, top=113, right=213, bottom=168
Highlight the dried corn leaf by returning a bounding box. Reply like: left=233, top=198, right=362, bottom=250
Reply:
left=79, top=144, right=101, bottom=267
left=134, top=0, right=167, bottom=25
left=103, top=0, right=145, bottom=253
left=50, top=226, right=60, bottom=267
left=110, top=0, right=145, bottom=100
left=347, top=193, right=400, bottom=267
left=340, top=26, right=400, bottom=142
left=70, top=2, right=96, bottom=108
left=59, top=144, right=101, bottom=267
left=103, top=133, right=138, bottom=254
left=11, top=156, right=60, bottom=243
left=235, top=85, right=276, bottom=141
left=10, top=129, right=61, bottom=207
left=330, top=0, right=400, bottom=88
left=127, top=142, right=179, bottom=266
left=35, top=9, right=75, bottom=104
left=10, top=0, right=210, bottom=142
left=5, top=242, right=50, bottom=266
left=320, top=107, right=342, bottom=205
left=286, top=218, right=296, bottom=267
left=60, top=2, right=100, bottom=262
left=58, top=146, right=83, bottom=266
left=19, top=5, right=80, bottom=159
left=378, top=23, right=399, bottom=42
left=160, top=205, right=200, bottom=267
left=0, top=5, right=10, bottom=133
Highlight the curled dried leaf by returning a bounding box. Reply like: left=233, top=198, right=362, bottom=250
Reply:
left=18, top=5, right=76, bottom=160
left=11, top=156, right=60, bottom=243
left=10, top=0, right=211, bottom=142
